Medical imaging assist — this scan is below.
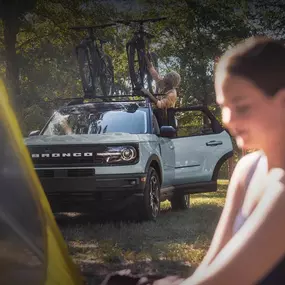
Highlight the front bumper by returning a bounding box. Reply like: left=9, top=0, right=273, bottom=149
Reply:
left=36, top=169, right=147, bottom=211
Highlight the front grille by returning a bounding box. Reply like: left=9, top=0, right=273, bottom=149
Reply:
left=28, top=143, right=139, bottom=167
left=36, top=168, right=95, bottom=178
left=28, top=144, right=106, bottom=167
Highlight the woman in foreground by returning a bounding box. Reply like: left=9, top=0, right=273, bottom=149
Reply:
left=157, top=36, right=285, bottom=285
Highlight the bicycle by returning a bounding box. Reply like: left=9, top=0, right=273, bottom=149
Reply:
left=116, top=17, right=166, bottom=95
left=70, top=23, right=116, bottom=98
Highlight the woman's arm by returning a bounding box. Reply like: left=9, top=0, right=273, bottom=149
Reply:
left=182, top=168, right=285, bottom=285
left=145, top=54, right=163, bottom=83
left=192, top=153, right=259, bottom=278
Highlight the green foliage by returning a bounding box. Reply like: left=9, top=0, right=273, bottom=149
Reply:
left=139, top=0, right=252, bottom=106
left=0, top=0, right=283, bottom=136
left=0, top=0, right=125, bottom=134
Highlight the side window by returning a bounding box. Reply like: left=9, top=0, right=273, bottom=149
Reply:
left=175, top=110, right=214, bottom=137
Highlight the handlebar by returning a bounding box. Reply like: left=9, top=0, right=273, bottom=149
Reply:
left=116, top=17, right=167, bottom=26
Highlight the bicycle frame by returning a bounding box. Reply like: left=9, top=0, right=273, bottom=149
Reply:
left=120, top=17, right=167, bottom=99
left=81, top=29, right=103, bottom=76
left=126, top=26, right=151, bottom=88
left=71, top=23, right=116, bottom=97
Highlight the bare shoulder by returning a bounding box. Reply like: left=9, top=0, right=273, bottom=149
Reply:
left=235, top=151, right=263, bottom=173
left=227, top=151, right=263, bottom=195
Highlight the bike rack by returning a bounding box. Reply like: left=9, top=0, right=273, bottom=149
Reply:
left=61, top=93, right=165, bottom=106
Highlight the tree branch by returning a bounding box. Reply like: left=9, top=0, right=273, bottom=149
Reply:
left=16, top=31, right=56, bottom=50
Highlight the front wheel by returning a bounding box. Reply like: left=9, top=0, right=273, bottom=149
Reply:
left=170, top=194, right=190, bottom=211
left=138, top=167, right=161, bottom=221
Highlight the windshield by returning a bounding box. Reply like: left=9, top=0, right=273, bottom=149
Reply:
left=42, top=103, right=148, bottom=135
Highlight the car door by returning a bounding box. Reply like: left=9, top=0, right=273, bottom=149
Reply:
left=152, top=114, right=175, bottom=187
left=169, top=106, right=233, bottom=185
left=158, top=137, right=175, bottom=186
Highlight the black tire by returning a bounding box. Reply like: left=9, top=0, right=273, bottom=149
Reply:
left=127, top=43, right=147, bottom=91
left=100, top=54, right=114, bottom=97
left=170, top=194, right=190, bottom=211
left=77, top=46, right=94, bottom=93
left=139, top=167, right=161, bottom=221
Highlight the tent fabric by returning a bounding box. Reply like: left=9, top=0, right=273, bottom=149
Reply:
left=0, top=80, right=83, bottom=285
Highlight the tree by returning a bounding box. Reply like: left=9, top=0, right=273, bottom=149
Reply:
left=0, top=0, right=123, bottom=134
left=0, top=0, right=37, bottom=116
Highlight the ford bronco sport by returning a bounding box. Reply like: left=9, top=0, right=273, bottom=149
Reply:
left=25, top=97, right=233, bottom=221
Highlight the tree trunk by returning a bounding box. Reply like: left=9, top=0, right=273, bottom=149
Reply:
left=3, top=16, right=21, bottom=119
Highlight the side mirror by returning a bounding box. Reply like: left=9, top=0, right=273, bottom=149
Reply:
left=160, top=126, right=176, bottom=138
left=29, top=130, right=40, bottom=137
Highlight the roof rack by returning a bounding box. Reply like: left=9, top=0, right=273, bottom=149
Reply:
left=66, top=96, right=147, bottom=106
left=43, top=91, right=165, bottom=107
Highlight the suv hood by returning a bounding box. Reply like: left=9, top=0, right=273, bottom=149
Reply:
left=24, top=133, right=148, bottom=146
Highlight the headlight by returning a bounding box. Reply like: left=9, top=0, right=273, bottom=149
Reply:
left=97, top=146, right=138, bottom=164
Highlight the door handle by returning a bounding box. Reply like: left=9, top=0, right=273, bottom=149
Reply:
left=206, top=140, right=223, bottom=146
left=170, top=145, right=174, bottom=150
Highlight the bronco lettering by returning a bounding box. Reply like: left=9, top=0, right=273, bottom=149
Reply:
left=31, top=152, right=93, bottom=158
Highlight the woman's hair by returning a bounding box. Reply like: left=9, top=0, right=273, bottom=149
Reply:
left=215, top=37, right=285, bottom=97
left=163, top=71, right=181, bottom=89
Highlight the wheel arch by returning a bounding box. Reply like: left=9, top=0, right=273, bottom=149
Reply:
left=211, top=151, right=234, bottom=181
left=145, top=154, right=163, bottom=185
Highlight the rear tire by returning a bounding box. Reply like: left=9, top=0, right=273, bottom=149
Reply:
left=170, top=194, right=190, bottom=211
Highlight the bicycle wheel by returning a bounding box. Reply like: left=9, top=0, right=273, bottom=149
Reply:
left=127, top=43, right=146, bottom=91
left=100, top=54, right=114, bottom=97
left=77, top=45, right=94, bottom=94
left=90, top=47, right=103, bottom=97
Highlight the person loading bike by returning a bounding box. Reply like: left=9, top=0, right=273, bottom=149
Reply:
left=141, top=52, right=181, bottom=109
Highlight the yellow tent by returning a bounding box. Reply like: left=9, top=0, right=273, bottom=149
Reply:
left=0, top=80, right=83, bottom=285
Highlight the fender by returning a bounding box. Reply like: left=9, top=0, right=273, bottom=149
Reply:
left=145, top=154, right=163, bottom=184
left=211, top=150, right=234, bottom=181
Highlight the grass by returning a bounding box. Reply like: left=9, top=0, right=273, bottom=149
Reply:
left=59, top=180, right=228, bottom=284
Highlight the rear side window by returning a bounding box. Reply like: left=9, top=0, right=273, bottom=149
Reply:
left=174, top=110, right=219, bottom=137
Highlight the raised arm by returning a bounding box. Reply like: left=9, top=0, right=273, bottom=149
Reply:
left=145, top=54, right=163, bottom=83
